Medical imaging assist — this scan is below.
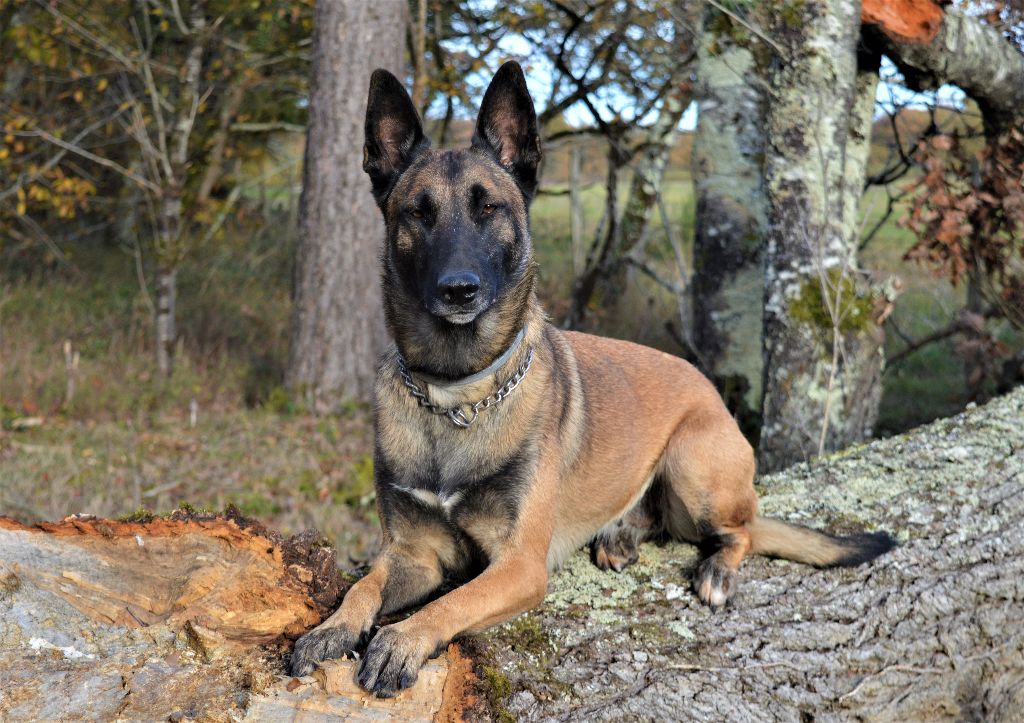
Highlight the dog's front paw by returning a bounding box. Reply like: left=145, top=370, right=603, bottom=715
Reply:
left=290, top=625, right=362, bottom=676
left=357, top=624, right=438, bottom=698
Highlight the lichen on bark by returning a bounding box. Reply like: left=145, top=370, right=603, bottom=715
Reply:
left=691, top=4, right=768, bottom=428
left=758, top=0, right=886, bottom=472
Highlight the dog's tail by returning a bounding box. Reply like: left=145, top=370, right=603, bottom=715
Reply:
left=748, top=517, right=895, bottom=567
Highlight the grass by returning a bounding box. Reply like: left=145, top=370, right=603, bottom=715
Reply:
left=1, top=167, right=1013, bottom=556
left=0, top=214, right=385, bottom=558
left=0, top=404, right=379, bottom=561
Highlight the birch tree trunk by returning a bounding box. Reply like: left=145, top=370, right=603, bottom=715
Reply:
left=690, top=7, right=767, bottom=426
left=614, top=81, right=691, bottom=270
left=287, top=0, right=406, bottom=409
left=155, top=0, right=206, bottom=378
left=758, top=0, right=885, bottom=472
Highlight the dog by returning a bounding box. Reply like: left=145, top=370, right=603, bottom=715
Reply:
left=289, top=61, right=894, bottom=696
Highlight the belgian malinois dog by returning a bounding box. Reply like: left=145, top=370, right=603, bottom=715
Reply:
left=289, top=62, right=894, bottom=696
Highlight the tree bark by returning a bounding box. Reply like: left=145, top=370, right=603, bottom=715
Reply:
left=287, top=0, right=406, bottom=410
left=868, top=3, right=1024, bottom=134
left=569, top=143, right=585, bottom=279
left=758, top=0, right=886, bottom=472
left=3, top=388, right=1021, bottom=720
left=486, top=386, right=1024, bottom=721
left=155, top=0, right=207, bottom=378
left=690, top=6, right=767, bottom=427
left=155, top=264, right=177, bottom=377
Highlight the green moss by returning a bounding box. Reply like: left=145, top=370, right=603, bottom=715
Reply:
left=494, top=614, right=553, bottom=658
left=707, top=10, right=751, bottom=47
left=480, top=665, right=514, bottom=720
left=628, top=621, right=668, bottom=645
left=119, top=507, right=156, bottom=523
left=788, top=270, right=877, bottom=338
left=771, top=0, right=807, bottom=29
left=176, top=501, right=215, bottom=515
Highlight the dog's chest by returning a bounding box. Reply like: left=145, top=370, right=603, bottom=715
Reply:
left=377, top=412, right=534, bottom=556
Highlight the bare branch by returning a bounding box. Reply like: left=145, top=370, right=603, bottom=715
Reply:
left=0, top=106, right=131, bottom=203
left=9, top=129, right=161, bottom=194
left=229, top=121, right=305, bottom=134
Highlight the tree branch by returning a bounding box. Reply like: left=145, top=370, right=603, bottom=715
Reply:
left=9, top=129, right=161, bottom=194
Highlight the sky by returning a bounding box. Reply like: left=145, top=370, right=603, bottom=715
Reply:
left=432, top=12, right=970, bottom=134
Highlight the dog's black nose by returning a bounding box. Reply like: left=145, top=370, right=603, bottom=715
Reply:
left=438, top=271, right=480, bottom=306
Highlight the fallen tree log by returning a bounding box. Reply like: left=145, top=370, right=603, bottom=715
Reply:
left=1, top=386, right=1022, bottom=721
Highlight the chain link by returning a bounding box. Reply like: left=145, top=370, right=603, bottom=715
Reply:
left=396, top=347, right=534, bottom=428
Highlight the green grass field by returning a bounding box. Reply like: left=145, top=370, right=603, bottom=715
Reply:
left=1, top=170, right=1012, bottom=554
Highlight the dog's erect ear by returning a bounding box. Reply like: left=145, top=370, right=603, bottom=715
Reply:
left=363, top=69, right=429, bottom=204
left=472, top=61, right=542, bottom=201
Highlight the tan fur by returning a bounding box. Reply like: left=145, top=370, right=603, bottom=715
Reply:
left=748, top=517, right=854, bottom=565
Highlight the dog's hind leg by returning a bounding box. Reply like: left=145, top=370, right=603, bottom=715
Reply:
left=590, top=483, right=660, bottom=572
left=657, top=411, right=758, bottom=609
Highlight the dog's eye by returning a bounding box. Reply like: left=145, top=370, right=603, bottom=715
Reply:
left=481, top=204, right=497, bottom=216
left=409, top=208, right=425, bottom=220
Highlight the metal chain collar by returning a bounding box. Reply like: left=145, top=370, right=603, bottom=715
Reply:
left=396, top=347, right=534, bottom=428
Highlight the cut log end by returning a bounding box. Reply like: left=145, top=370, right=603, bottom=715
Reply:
left=861, top=0, right=944, bottom=44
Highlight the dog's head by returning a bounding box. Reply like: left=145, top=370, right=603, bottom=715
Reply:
left=362, top=62, right=540, bottom=334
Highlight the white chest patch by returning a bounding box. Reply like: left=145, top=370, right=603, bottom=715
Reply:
left=393, top=484, right=465, bottom=515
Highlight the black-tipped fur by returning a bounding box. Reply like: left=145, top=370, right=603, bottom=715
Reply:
left=471, top=61, right=542, bottom=201
left=363, top=69, right=430, bottom=204
left=832, top=531, right=897, bottom=567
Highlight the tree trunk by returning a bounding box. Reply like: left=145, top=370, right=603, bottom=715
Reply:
left=155, top=191, right=182, bottom=378
left=564, top=141, right=626, bottom=329
left=287, top=0, right=405, bottom=410
left=690, top=7, right=767, bottom=430
left=570, top=143, right=584, bottom=278
left=410, top=0, right=429, bottom=114
left=154, top=269, right=175, bottom=376
left=4, top=388, right=1021, bottom=720
left=486, top=386, right=1024, bottom=721
left=758, top=0, right=885, bottom=472
left=614, top=81, right=690, bottom=272
left=153, top=0, right=206, bottom=378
